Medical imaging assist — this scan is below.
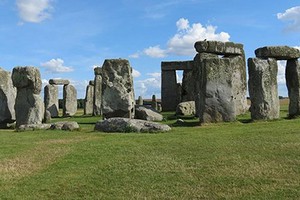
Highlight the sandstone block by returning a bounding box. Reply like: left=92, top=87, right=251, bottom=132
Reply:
left=63, top=85, right=77, bottom=117
left=84, top=84, right=94, bottom=115
left=286, top=59, right=300, bottom=117
left=176, top=101, right=196, bottom=116
left=135, top=106, right=163, bottom=121
left=255, top=46, right=300, bottom=60
left=44, top=84, right=59, bottom=117
left=194, top=40, right=244, bottom=56
left=49, top=79, right=70, bottom=85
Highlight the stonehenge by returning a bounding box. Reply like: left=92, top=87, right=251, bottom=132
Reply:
left=93, top=67, right=102, bottom=116
left=84, top=81, right=94, bottom=115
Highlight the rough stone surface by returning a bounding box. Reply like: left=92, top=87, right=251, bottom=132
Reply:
left=89, top=80, right=95, bottom=86
left=229, top=55, right=249, bottom=115
left=17, top=123, right=51, bottom=131
left=197, top=58, right=235, bottom=123
left=286, top=59, right=300, bottom=117
left=151, top=95, right=158, bottom=110
left=181, top=70, right=195, bottom=102
left=194, top=40, right=244, bottom=56
left=12, top=66, right=42, bottom=94
left=137, top=96, right=143, bottom=106
left=50, top=121, right=80, bottom=131
left=44, top=84, right=59, bottom=117
left=49, top=79, right=70, bottom=85
left=63, top=85, right=77, bottom=117
left=135, top=106, right=163, bottom=121
left=248, top=58, right=279, bottom=120
left=255, top=46, right=300, bottom=60
left=84, top=84, right=94, bottom=115
left=93, top=67, right=102, bottom=116
left=12, top=67, right=44, bottom=127
left=101, top=59, right=135, bottom=119
left=94, top=118, right=171, bottom=133
left=43, top=110, right=51, bottom=123
left=161, top=70, right=179, bottom=111
left=0, top=68, right=16, bottom=124
left=176, top=101, right=196, bottom=116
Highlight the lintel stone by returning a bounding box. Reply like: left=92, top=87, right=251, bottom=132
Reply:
left=255, top=46, right=300, bottom=60
left=49, top=79, right=70, bottom=85
left=194, top=40, right=244, bottom=56
left=161, top=61, right=194, bottom=71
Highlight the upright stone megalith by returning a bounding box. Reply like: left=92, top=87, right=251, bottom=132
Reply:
left=0, top=68, right=16, bottom=124
left=12, top=66, right=44, bottom=127
left=84, top=81, right=94, bottom=115
left=101, top=59, right=135, bottom=119
left=44, top=84, right=59, bottom=117
left=93, top=67, right=102, bottom=116
left=286, top=59, right=300, bottom=117
left=248, top=58, right=279, bottom=120
left=63, top=85, right=77, bottom=117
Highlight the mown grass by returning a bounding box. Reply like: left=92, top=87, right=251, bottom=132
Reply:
left=0, top=100, right=300, bottom=199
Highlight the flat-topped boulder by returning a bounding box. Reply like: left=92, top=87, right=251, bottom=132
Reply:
left=255, top=46, right=300, bottom=60
left=49, top=79, right=70, bottom=85
left=94, top=118, right=171, bottom=133
left=194, top=40, right=244, bottom=56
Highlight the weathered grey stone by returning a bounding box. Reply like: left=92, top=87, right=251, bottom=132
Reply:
left=63, top=85, right=77, bottom=117
left=286, top=59, right=300, bottom=117
left=248, top=58, right=279, bottom=120
left=194, top=41, right=244, bottom=56
left=197, top=58, right=235, bottom=123
left=255, top=46, right=300, bottom=60
left=101, top=59, right=135, bottom=119
left=84, top=84, right=94, bottom=115
left=43, top=110, right=51, bottom=123
left=161, top=70, right=178, bottom=111
left=94, top=118, right=171, bottom=133
left=93, top=67, right=102, bottom=116
left=44, top=84, right=59, bottom=117
left=0, top=68, right=16, bottom=123
left=193, top=53, right=218, bottom=117
left=12, top=66, right=42, bottom=94
left=17, top=123, right=51, bottom=131
left=181, top=69, right=195, bottom=102
left=50, top=121, right=80, bottom=131
left=12, top=67, right=44, bottom=127
left=89, top=80, right=95, bottom=86
left=229, top=55, right=249, bottom=115
left=137, top=96, right=143, bottom=106
left=176, top=101, right=196, bottom=116
left=49, top=79, right=70, bottom=85
left=135, top=106, right=163, bottom=121
left=151, top=95, right=158, bottom=110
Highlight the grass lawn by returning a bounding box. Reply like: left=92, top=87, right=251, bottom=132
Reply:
left=0, top=100, right=300, bottom=199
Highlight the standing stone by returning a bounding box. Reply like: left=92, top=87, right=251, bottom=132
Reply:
left=0, top=68, right=16, bottom=124
left=198, top=58, right=235, bottom=123
left=93, top=67, right=102, bottom=116
left=101, top=59, right=135, bottom=119
left=248, top=58, right=279, bottom=120
left=151, top=95, right=158, bottom=110
left=84, top=84, right=94, bottom=115
left=137, top=96, right=143, bottom=106
left=44, top=84, right=59, bottom=117
left=286, top=59, right=300, bottom=117
left=63, top=85, right=77, bottom=117
left=181, top=69, right=195, bottom=102
left=229, top=55, right=248, bottom=115
left=161, top=70, right=178, bottom=111
left=12, top=66, right=44, bottom=127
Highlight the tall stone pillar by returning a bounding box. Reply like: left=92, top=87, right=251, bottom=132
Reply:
left=286, top=59, right=300, bottom=117
left=63, top=85, right=77, bottom=117
left=161, top=70, right=178, bottom=111
left=248, top=58, right=279, bottom=120
left=44, top=84, right=59, bottom=117
left=12, top=67, right=44, bottom=127
left=93, top=67, right=102, bottom=116
left=84, top=81, right=94, bottom=115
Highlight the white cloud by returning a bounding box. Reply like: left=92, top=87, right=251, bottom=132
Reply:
left=277, top=6, right=300, bottom=32
left=277, top=60, right=286, bottom=85
left=132, top=18, right=230, bottom=58
left=16, top=0, right=53, bottom=23
left=132, top=68, right=141, bottom=78
left=41, top=58, right=74, bottom=73
left=134, top=72, right=161, bottom=98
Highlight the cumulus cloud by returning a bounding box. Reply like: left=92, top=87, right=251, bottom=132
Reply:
left=41, top=58, right=74, bottom=73
left=277, top=61, right=286, bottom=85
left=277, top=6, right=300, bottom=32
left=131, top=18, right=230, bottom=58
left=132, top=68, right=141, bottom=78
left=135, top=73, right=161, bottom=98
left=16, top=0, right=53, bottom=23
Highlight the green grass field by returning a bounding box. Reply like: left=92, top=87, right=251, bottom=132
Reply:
left=0, top=100, right=300, bottom=199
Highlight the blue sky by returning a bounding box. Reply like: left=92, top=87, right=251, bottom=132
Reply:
left=0, top=0, right=299, bottom=98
